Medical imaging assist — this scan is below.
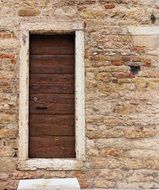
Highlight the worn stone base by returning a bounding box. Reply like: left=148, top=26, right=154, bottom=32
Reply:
left=17, top=178, right=80, bottom=190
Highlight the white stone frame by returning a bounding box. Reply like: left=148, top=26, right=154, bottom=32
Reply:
left=18, top=22, right=85, bottom=170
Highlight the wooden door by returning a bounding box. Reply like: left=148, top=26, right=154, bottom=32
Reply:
left=29, top=34, right=75, bottom=158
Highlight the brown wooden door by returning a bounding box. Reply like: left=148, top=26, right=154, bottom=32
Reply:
left=29, top=34, right=75, bottom=158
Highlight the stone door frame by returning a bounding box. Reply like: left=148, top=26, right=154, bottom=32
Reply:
left=18, top=21, right=85, bottom=170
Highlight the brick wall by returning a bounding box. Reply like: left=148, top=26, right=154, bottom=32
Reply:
left=1, top=0, right=159, bottom=189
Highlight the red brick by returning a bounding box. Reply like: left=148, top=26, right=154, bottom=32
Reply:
left=0, top=54, right=15, bottom=59
left=74, top=171, right=89, bottom=189
left=111, top=59, right=124, bottom=66
left=115, top=72, right=135, bottom=79
left=132, top=46, right=145, bottom=53
left=104, top=3, right=115, bottom=9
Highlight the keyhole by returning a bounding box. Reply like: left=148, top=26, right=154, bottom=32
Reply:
left=33, top=97, right=38, bottom=102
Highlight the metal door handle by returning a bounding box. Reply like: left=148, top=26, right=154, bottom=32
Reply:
left=36, top=106, right=48, bottom=110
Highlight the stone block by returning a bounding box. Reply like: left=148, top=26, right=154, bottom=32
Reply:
left=132, top=35, right=159, bottom=49
left=100, top=148, right=124, bottom=157
left=0, top=128, right=17, bottom=138
left=124, top=127, right=156, bottom=139
left=0, top=158, right=16, bottom=172
left=17, top=178, right=80, bottom=190
left=54, top=6, right=78, bottom=18
left=18, top=8, right=40, bottom=17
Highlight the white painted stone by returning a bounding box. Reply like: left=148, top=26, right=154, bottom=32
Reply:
left=17, top=178, right=80, bottom=190
left=19, top=159, right=83, bottom=170
left=140, top=0, right=159, bottom=5
left=20, top=21, right=84, bottom=32
left=128, top=26, right=159, bottom=35
left=75, top=30, right=85, bottom=160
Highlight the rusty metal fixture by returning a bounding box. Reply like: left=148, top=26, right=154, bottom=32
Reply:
left=150, top=13, right=156, bottom=24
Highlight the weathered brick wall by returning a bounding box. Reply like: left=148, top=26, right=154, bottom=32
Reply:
left=1, top=0, right=159, bottom=189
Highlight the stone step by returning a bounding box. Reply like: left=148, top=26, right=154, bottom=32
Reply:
left=17, top=178, right=80, bottom=190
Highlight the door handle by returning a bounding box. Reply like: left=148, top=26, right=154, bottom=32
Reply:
left=36, top=106, right=48, bottom=110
